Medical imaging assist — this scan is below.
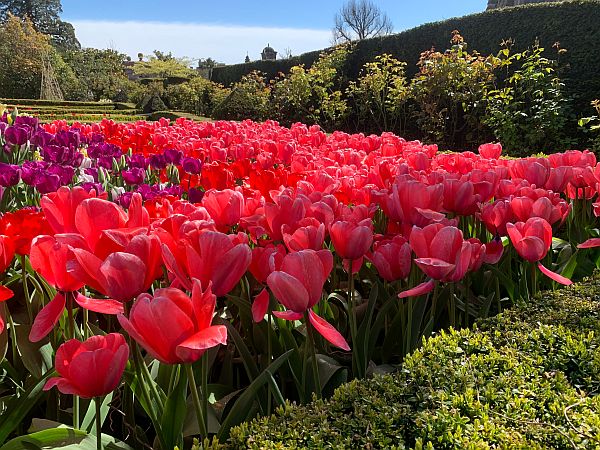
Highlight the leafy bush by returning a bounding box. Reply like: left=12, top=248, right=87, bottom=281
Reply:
left=270, top=45, right=350, bottom=130
left=222, top=274, right=600, bottom=449
left=164, top=77, right=230, bottom=117
left=346, top=54, right=410, bottom=134
left=410, top=31, right=496, bottom=148
left=212, top=71, right=271, bottom=122
left=579, top=99, right=600, bottom=154
left=483, top=42, right=574, bottom=156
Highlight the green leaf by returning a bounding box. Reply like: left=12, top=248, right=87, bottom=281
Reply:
left=0, top=427, right=133, bottom=450
left=81, top=393, right=113, bottom=435
left=15, top=324, right=53, bottom=378
left=160, top=366, right=187, bottom=450
left=0, top=372, right=53, bottom=444
left=217, top=350, right=292, bottom=441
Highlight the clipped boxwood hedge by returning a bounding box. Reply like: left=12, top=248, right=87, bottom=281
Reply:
left=221, top=275, right=600, bottom=449
left=212, top=0, right=600, bottom=111
left=0, top=98, right=136, bottom=110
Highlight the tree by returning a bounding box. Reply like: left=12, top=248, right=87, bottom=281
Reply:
left=133, top=52, right=195, bottom=79
left=63, top=48, right=130, bottom=101
left=0, top=13, right=52, bottom=98
left=332, top=0, right=393, bottom=43
left=0, top=0, right=80, bottom=51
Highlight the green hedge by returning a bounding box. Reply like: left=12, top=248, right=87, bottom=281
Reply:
left=146, top=110, right=211, bottom=122
left=221, top=274, right=600, bottom=449
left=212, top=0, right=600, bottom=111
left=0, top=98, right=136, bottom=110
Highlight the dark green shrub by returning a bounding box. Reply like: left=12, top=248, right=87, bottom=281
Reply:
left=164, top=77, right=229, bottom=117
left=270, top=45, right=350, bottom=130
left=212, top=72, right=270, bottom=122
left=346, top=54, right=410, bottom=134
left=410, top=31, right=496, bottom=149
left=483, top=42, right=574, bottom=156
left=220, top=274, right=600, bottom=449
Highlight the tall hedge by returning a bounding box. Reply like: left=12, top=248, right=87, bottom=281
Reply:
left=212, top=0, right=600, bottom=111
left=218, top=274, right=600, bottom=448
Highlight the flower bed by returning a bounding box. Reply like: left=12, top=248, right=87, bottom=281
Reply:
left=1, top=111, right=600, bottom=448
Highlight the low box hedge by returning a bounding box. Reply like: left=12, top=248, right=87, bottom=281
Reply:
left=220, top=275, right=600, bottom=449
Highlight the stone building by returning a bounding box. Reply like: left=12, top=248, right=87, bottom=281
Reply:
left=261, top=44, right=277, bottom=61
left=487, top=0, right=565, bottom=9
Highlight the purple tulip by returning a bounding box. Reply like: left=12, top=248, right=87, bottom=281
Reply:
left=164, top=149, right=183, bottom=165
left=85, top=168, right=99, bottom=181
left=48, top=165, right=75, bottom=185
left=34, top=173, right=61, bottom=194
left=126, top=154, right=149, bottom=169
left=0, top=162, right=21, bottom=187
left=117, top=192, right=134, bottom=208
left=81, top=182, right=104, bottom=194
left=14, top=116, right=39, bottom=131
left=21, top=161, right=45, bottom=185
left=4, top=126, right=28, bottom=146
left=182, top=156, right=203, bottom=175
left=149, top=154, right=167, bottom=170
left=30, top=130, right=53, bottom=149
left=122, top=168, right=146, bottom=185
left=188, top=187, right=205, bottom=203
left=0, top=122, right=7, bottom=134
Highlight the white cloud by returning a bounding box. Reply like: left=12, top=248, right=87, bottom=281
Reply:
left=70, top=20, right=332, bottom=65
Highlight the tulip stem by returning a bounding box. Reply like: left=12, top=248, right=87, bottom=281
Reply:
left=73, top=395, right=79, bottom=430
left=20, top=255, right=32, bottom=323
left=267, top=309, right=273, bottom=415
left=201, top=354, right=209, bottom=435
left=304, top=311, right=321, bottom=399
left=347, top=270, right=359, bottom=378
left=95, top=396, right=102, bottom=450
left=185, top=363, right=208, bottom=440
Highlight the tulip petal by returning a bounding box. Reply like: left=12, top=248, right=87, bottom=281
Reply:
left=537, top=262, right=573, bottom=285
left=577, top=238, right=600, bottom=249
left=308, top=310, right=350, bottom=351
left=272, top=310, right=304, bottom=321
left=161, top=244, right=192, bottom=291
left=212, top=244, right=252, bottom=297
left=252, top=288, right=270, bottom=323
left=0, top=285, right=14, bottom=302
left=267, top=271, right=310, bottom=312
left=29, top=292, right=66, bottom=342
left=175, top=325, right=228, bottom=363
left=414, top=258, right=455, bottom=280
left=43, top=377, right=82, bottom=396
left=398, top=279, right=435, bottom=299
left=74, top=292, right=124, bottom=315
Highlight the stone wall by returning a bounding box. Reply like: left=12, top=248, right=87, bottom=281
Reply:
left=487, top=0, right=564, bottom=9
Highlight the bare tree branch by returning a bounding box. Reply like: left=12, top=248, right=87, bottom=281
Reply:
left=332, top=0, right=393, bottom=43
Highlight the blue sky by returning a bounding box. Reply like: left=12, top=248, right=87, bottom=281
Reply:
left=61, top=1, right=484, bottom=64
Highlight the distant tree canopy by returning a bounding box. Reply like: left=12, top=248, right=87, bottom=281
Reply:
left=133, top=51, right=195, bottom=79
left=0, top=0, right=80, bottom=51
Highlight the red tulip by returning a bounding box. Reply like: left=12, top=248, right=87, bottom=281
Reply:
left=267, top=249, right=349, bottom=350
left=478, top=143, right=502, bottom=159
left=409, top=224, right=471, bottom=282
left=44, top=333, right=129, bottom=398
left=366, top=236, right=411, bottom=282
left=329, top=219, right=373, bottom=261
left=249, top=244, right=286, bottom=283
left=162, top=230, right=251, bottom=296
left=282, top=221, right=325, bottom=252
left=41, top=186, right=104, bottom=234
left=509, top=158, right=550, bottom=187
left=118, top=280, right=227, bottom=364
left=202, top=188, right=245, bottom=230
left=0, top=235, right=15, bottom=334
left=69, top=234, right=162, bottom=310
left=506, top=218, right=552, bottom=262
left=480, top=200, right=513, bottom=236
left=0, top=209, right=52, bottom=255
left=442, top=178, right=479, bottom=216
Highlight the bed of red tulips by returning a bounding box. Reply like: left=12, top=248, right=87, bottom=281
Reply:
left=1, top=114, right=600, bottom=449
